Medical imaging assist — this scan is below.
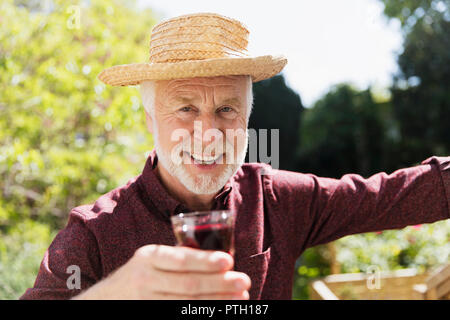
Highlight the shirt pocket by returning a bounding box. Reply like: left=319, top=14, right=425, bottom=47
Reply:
left=234, top=246, right=271, bottom=300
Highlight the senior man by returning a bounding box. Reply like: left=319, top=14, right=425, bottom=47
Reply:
left=21, top=13, right=449, bottom=300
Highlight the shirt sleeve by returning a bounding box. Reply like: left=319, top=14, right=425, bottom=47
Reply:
left=19, top=210, right=102, bottom=300
left=267, top=156, right=450, bottom=260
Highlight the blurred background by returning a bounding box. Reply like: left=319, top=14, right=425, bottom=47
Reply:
left=0, top=0, right=449, bottom=299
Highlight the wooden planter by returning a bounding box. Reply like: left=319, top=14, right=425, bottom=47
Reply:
left=309, top=264, right=450, bottom=300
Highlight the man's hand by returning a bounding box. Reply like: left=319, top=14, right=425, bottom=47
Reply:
left=72, top=244, right=251, bottom=300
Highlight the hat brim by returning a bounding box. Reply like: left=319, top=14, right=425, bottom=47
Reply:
left=98, top=55, right=287, bottom=86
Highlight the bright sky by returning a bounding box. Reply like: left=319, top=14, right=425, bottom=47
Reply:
left=138, top=0, right=403, bottom=107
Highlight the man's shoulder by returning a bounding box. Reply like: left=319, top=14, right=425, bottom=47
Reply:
left=238, top=161, right=272, bottom=177
left=238, top=162, right=317, bottom=193
left=238, top=162, right=307, bottom=180
left=69, top=175, right=141, bottom=223
left=236, top=162, right=295, bottom=188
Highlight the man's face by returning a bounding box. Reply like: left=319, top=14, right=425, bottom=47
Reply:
left=147, top=75, right=250, bottom=195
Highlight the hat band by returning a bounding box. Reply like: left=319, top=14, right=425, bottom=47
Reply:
left=149, top=41, right=248, bottom=63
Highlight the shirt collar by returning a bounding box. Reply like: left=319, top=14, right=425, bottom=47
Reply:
left=138, top=149, right=234, bottom=218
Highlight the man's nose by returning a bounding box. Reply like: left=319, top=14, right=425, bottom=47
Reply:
left=193, top=114, right=222, bottom=148
left=196, top=112, right=218, bottom=132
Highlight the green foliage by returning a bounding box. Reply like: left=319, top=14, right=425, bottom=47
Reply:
left=0, top=220, right=56, bottom=299
left=336, top=221, right=449, bottom=274
left=297, top=84, right=395, bottom=178
left=0, top=0, right=156, bottom=298
left=380, top=0, right=449, bottom=30
left=292, top=245, right=331, bottom=300
left=390, top=15, right=450, bottom=166
left=292, top=221, right=449, bottom=300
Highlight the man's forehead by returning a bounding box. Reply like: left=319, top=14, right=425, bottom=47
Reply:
left=156, top=75, right=248, bottom=92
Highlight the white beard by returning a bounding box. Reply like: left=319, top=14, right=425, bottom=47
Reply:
left=153, top=124, right=248, bottom=195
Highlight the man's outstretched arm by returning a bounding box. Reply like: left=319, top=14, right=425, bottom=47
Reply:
left=266, top=156, right=450, bottom=260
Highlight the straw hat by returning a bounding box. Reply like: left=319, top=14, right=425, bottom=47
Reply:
left=98, top=13, right=287, bottom=86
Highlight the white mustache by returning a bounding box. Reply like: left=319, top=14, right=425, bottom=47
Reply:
left=168, top=127, right=248, bottom=166
left=170, top=139, right=236, bottom=165
left=190, top=153, right=222, bottom=162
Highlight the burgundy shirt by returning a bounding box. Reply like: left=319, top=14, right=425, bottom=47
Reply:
left=20, top=150, right=450, bottom=300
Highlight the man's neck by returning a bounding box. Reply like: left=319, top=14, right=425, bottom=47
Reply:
left=154, top=163, right=215, bottom=211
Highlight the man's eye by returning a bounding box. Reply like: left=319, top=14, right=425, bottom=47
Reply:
left=219, top=106, right=233, bottom=113
left=179, top=106, right=192, bottom=112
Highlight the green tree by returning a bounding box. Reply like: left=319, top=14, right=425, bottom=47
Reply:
left=297, top=84, right=390, bottom=178
left=380, top=0, right=449, bottom=29
left=380, top=0, right=450, bottom=166
left=0, top=0, right=156, bottom=298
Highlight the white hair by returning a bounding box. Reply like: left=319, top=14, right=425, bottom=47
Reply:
left=139, top=76, right=254, bottom=121
left=140, top=80, right=156, bottom=117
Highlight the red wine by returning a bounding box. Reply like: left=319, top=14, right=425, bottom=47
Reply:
left=175, top=223, right=234, bottom=254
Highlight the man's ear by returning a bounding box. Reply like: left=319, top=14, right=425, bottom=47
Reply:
left=144, top=111, right=153, bottom=134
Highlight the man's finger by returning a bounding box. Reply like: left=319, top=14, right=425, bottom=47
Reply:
left=136, top=244, right=233, bottom=272
left=153, top=290, right=250, bottom=300
left=152, top=269, right=251, bottom=295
